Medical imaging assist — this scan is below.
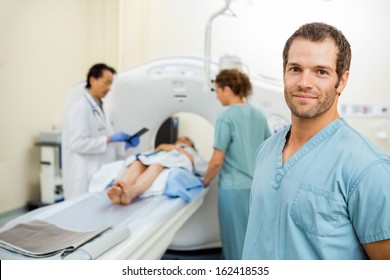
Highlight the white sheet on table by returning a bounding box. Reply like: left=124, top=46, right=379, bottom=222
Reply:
left=63, top=225, right=130, bottom=260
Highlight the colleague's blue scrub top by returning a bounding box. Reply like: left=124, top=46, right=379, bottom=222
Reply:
left=214, top=104, right=271, bottom=189
left=242, top=118, right=390, bottom=259
left=215, top=103, right=271, bottom=260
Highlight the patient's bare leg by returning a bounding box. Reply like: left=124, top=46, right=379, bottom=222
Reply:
left=107, top=161, right=146, bottom=204
left=121, top=160, right=147, bottom=185
left=119, top=164, right=165, bottom=205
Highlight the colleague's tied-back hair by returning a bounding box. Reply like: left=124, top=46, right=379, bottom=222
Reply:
left=214, top=68, right=253, bottom=99
left=282, top=22, right=351, bottom=83
left=86, top=63, right=116, bottom=89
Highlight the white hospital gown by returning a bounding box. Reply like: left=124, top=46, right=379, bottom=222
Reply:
left=125, top=144, right=208, bottom=176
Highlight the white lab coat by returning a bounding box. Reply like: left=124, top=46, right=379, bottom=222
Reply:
left=62, top=90, right=125, bottom=200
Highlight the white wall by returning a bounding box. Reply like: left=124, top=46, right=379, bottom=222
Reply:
left=1, top=0, right=389, bottom=214
left=133, top=0, right=390, bottom=150
left=0, top=0, right=120, bottom=213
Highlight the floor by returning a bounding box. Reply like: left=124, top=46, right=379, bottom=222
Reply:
left=0, top=207, right=28, bottom=228
left=0, top=200, right=52, bottom=228
left=161, top=248, right=222, bottom=260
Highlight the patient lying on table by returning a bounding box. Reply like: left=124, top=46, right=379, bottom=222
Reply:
left=107, top=136, right=208, bottom=205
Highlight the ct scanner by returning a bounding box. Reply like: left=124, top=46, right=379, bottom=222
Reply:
left=0, top=56, right=290, bottom=260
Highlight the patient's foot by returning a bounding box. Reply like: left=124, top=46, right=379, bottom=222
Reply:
left=116, top=180, right=138, bottom=205
left=107, top=180, right=138, bottom=205
left=107, top=182, right=123, bottom=204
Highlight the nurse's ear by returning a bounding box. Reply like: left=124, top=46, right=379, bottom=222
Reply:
left=223, top=86, right=234, bottom=96
left=90, top=76, right=98, bottom=87
left=336, top=70, right=350, bottom=95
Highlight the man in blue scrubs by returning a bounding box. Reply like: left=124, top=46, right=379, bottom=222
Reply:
left=242, top=22, right=390, bottom=259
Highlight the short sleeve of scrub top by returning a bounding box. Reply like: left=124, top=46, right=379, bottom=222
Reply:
left=214, top=118, right=231, bottom=152
left=348, top=161, right=390, bottom=244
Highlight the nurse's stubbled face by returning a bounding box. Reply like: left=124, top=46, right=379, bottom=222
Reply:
left=283, top=38, right=340, bottom=119
left=92, top=69, right=114, bottom=99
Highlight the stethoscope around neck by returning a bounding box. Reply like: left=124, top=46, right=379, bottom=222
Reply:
left=84, top=93, right=107, bottom=132
left=84, top=93, right=104, bottom=118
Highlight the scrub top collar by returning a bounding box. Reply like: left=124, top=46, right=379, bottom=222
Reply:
left=274, top=118, right=345, bottom=188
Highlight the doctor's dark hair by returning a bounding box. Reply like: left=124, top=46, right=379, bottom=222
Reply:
left=282, top=22, right=351, bottom=86
left=214, top=68, right=252, bottom=98
left=85, top=63, right=116, bottom=89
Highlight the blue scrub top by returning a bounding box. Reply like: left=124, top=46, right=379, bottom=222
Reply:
left=242, top=118, right=390, bottom=259
left=214, top=104, right=271, bottom=189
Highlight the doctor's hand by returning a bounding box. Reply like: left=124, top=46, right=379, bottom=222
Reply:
left=125, top=135, right=140, bottom=149
left=109, top=132, right=130, bottom=143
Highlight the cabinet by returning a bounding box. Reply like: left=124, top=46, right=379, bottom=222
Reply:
left=35, top=140, right=63, bottom=204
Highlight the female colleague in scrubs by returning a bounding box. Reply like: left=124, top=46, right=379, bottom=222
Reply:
left=202, top=68, right=271, bottom=259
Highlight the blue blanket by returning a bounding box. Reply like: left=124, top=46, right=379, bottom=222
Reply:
left=163, top=168, right=204, bottom=202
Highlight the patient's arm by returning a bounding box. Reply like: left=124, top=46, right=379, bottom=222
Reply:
left=155, top=143, right=175, bottom=152
left=175, top=146, right=194, bottom=164
left=363, top=238, right=390, bottom=259
left=156, top=143, right=195, bottom=163
left=202, top=148, right=225, bottom=187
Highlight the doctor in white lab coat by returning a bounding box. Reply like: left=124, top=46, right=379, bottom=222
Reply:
left=62, top=63, right=139, bottom=200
